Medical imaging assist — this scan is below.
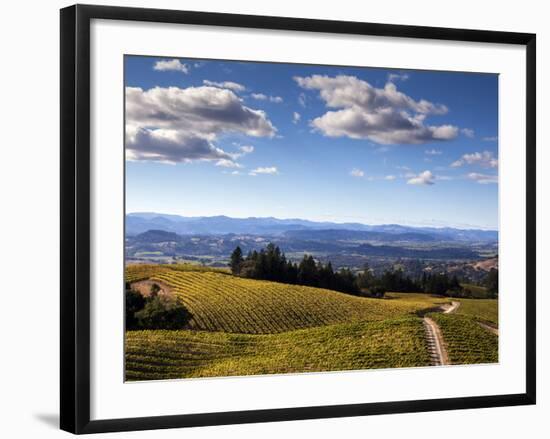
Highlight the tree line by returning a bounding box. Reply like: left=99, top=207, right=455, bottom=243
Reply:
left=230, top=243, right=498, bottom=298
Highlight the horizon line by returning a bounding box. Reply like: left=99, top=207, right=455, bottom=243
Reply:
left=127, top=211, right=498, bottom=232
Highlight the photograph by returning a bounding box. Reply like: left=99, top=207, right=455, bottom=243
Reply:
left=123, top=55, right=500, bottom=381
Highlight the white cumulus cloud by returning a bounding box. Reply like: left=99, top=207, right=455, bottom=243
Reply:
left=125, top=86, right=276, bottom=164
left=407, top=170, right=435, bottom=185
left=294, top=75, right=458, bottom=145
left=293, top=112, right=301, bottom=124
left=125, top=126, right=232, bottom=163
left=350, top=168, right=365, bottom=178
left=153, top=59, right=189, bottom=73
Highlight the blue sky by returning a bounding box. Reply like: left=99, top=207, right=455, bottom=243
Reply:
left=125, top=56, right=498, bottom=230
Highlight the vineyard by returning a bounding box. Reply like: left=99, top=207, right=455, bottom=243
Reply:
left=125, top=263, right=229, bottom=283
left=125, top=317, right=430, bottom=381
left=428, top=313, right=498, bottom=364
left=125, top=264, right=173, bottom=283
left=124, top=263, right=498, bottom=380
left=454, top=298, right=498, bottom=326
left=132, top=268, right=452, bottom=334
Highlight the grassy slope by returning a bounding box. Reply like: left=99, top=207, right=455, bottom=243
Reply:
left=455, top=298, right=498, bottom=326
left=126, top=317, right=429, bottom=381
left=141, top=269, right=451, bottom=334
left=429, top=313, right=498, bottom=364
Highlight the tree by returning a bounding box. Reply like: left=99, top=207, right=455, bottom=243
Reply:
left=485, top=268, right=499, bottom=298
left=229, top=246, right=244, bottom=275
left=134, top=295, right=192, bottom=329
left=125, top=288, right=146, bottom=329
left=298, top=255, right=318, bottom=286
left=357, top=263, right=374, bottom=290
left=334, top=268, right=359, bottom=294
left=285, top=259, right=298, bottom=284
left=318, top=261, right=335, bottom=289
left=423, top=272, right=461, bottom=296
left=420, top=271, right=428, bottom=291
left=369, top=285, right=386, bottom=298
left=448, top=275, right=463, bottom=296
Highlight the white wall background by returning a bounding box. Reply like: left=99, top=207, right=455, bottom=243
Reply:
left=0, top=0, right=546, bottom=437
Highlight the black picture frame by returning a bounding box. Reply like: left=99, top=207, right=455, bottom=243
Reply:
left=60, top=4, right=536, bottom=434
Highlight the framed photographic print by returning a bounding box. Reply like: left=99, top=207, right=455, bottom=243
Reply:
left=60, top=4, right=536, bottom=434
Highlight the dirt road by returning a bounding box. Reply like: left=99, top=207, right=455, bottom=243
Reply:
left=477, top=321, right=499, bottom=335
left=442, top=301, right=460, bottom=314
left=423, top=316, right=450, bottom=366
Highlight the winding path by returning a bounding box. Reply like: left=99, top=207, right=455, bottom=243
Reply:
left=441, top=301, right=460, bottom=314
left=477, top=321, right=499, bottom=336
left=422, top=299, right=499, bottom=366
left=422, top=301, right=459, bottom=366
left=423, top=316, right=450, bottom=366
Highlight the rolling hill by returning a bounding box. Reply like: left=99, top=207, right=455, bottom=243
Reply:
left=126, top=265, right=451, bottom=334
left=124, top=265, right=498, bottom=380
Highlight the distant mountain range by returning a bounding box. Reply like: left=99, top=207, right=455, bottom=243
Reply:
left=126, top=212, right=498, bottom=242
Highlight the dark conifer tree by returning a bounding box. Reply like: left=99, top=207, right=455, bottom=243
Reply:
left=229, top=246, right=244, bottom=275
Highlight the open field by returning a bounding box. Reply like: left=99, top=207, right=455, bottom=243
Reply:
left=125, top=317, right=429, bottom=381
left=428, top=313, right=498, bottom=364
